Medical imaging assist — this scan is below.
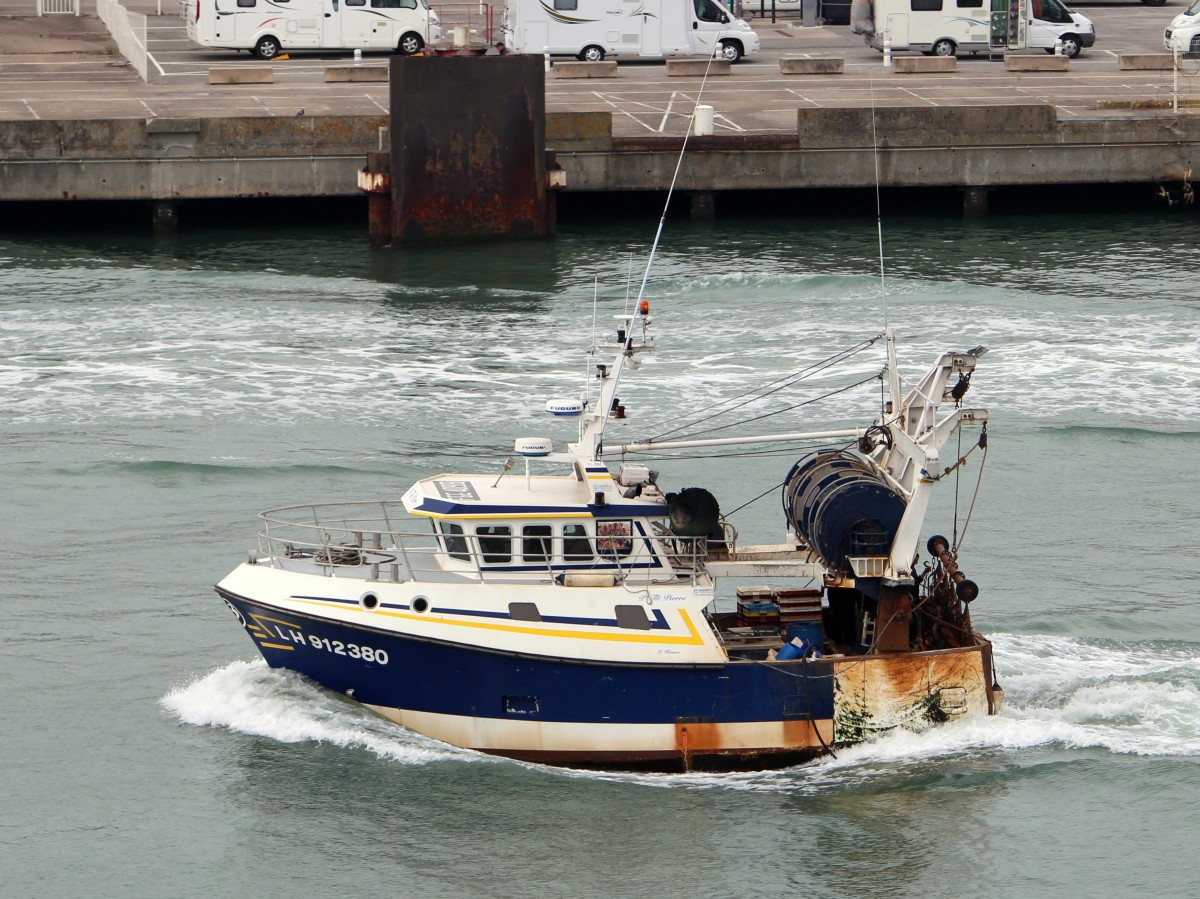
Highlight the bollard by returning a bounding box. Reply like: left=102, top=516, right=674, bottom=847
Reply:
left=694, top=104, right=714, bottom=136
left=354, top=48, right=362, bottom=63
left=883, top=37, right=892, bottom=68
left=544, top=45, right=551, bottom=70
left=1054, top=38, right=1062, bottom=56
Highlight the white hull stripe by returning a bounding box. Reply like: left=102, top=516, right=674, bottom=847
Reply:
left=366, top=704, right=835, bottom=756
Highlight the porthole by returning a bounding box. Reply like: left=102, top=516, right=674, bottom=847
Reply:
left=411, top=596, right=430, bottom=613
left=360, top=592, right=380, bottom=611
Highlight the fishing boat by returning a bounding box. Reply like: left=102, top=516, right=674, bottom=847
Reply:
left=215, top=306, right=1002, bottom=771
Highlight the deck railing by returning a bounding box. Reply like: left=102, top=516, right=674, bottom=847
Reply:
left=255, top=500, right=707, bottom=585
left=37, top=0, right=81, bottom=14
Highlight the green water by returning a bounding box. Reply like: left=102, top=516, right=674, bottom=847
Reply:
left=3, top=210, right=1199, bottom=897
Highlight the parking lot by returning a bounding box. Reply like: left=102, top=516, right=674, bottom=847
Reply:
left=1, top=0, right=1198, bottom=134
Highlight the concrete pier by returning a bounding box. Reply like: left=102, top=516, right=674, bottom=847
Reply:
left=1, top=4, right=1199, bottom=225
left=2, top=106, right=1199, bottom=210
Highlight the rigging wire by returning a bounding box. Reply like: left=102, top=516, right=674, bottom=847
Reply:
left=595, top=48, right=721, bottom=454
left=638, top=338, right=883, bottom=443
left=622, top=252, right=635, bottom=319
left=663, top=371, right=883, bottom=443
left=869, top=81, right=890, bottom=332
left=954, top=432, right=988, bottom=551
left=721, top=480, right=785, bottom=519
left=630, top=50, right=721, bottom=311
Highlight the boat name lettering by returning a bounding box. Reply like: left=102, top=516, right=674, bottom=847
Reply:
left=649, top=592, right=685, bottom=603
left=434, top=480, right=480, bottom=502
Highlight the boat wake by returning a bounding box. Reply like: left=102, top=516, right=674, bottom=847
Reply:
left=164, top=631, right=1200, bottom=787
left=160, top=660, right=475, bottom=766
left=985, top=631, right=1200, bottom=757
left=699, top=631, right=1200, bottom=793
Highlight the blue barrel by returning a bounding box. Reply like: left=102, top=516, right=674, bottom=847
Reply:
left=776, top=640, right=804, bottom=661
left=785, top=620, right=824, bottom=645
left=777, top=632, right=823, bottom=660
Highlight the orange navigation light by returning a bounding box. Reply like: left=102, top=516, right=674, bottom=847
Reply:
left=639, top=299, right=650, bottom=315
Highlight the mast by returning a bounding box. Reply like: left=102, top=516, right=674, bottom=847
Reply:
left=885, top=325, right=901, bottom=411
left=576, top=300, right=654, bottom=464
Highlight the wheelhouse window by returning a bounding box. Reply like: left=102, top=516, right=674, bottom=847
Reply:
left=438, top=522, right=470, bottom=561
left=596, top=520, right=633, bottom=558
left=956, top=0, right=982, bottom=7
left=372, top=0, right=417, bottom=7
left=476, top=525, right=512, bottom=564
left=236, top=0, right=255, bottom=7
left=522, top=525, right=553, bottom=563
left=562, top=524, right=593, bottom=562
left=911, top=0, right=941, bottom=9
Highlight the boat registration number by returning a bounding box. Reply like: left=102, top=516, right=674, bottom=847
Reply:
left=229, top=601, right=391, bottom=665
left=305, top=634, right=390, bottom=665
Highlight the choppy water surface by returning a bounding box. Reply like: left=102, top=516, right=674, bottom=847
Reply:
left=3, top=210, right=1199, bottom=897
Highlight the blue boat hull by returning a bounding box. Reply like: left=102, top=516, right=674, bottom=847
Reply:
left=218, top=588, right=838, bottom=770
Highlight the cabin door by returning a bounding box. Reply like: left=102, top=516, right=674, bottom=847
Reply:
left=323, top=0, right=344, bottom=46
left=213, top=0, right=255, bottom=44
left=885, top=12, right=908, bottom=46
left=524, top=20, right=549, bottom=53
left=640, top=0, right=662, bottom=56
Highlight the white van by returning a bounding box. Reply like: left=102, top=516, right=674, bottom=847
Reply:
left=501, top=0, right=760, bottom=63
left=857, top=0, right=1095, bottom=58
left=1164, top=0, right=1200, bottom=55
left=184, top=0, right=442, bottom=60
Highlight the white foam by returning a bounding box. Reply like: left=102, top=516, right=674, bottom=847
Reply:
left=5, top=258, right=1198, bottom=428
left=538, top=632, right=1200, bottom=793
left=160, top=630, right=1200, bottom=789
left=160, top=660, right=474, bottom=765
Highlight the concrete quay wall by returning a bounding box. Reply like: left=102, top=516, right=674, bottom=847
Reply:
left=0, top=115, right=388, bottom=201
left=556, top=107, right=1200, bottom=193
left=1, top=107, right=1198, bottom=203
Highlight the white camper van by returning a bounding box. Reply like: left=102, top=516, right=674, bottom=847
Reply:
left=502, top=0, right=760, bottom=63
left=1165, top=0, right=1200, bottom=55
left=184, top=0, right=442, bottom=60
left=856, top=0, right=1094, bottom=58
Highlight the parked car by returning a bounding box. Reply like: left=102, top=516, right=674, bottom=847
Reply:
left=1165, top=0, right=1200, bottom=54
